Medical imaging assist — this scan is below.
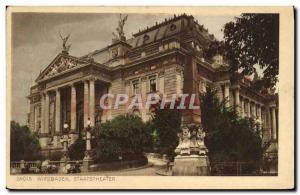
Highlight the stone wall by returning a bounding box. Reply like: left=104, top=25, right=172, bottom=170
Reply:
left=110, top=77, right=126, bottom=118
left=164, top=65, right=182, bottom=96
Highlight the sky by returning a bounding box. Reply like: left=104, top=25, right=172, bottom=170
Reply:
left=11, top=13, right=236, bottom=124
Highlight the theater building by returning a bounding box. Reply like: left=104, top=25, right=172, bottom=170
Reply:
left=27, top=14, right=278, bottom=157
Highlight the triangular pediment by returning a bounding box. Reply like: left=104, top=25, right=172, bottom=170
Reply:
left=36, top=53, right=90, bottom=82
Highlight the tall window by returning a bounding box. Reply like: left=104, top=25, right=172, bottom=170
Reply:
left=149, top=76, right=157, bottom=93
left=132, top=80, right=139, bottom=95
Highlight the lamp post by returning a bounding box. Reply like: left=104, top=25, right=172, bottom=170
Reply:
left=60, top=122, right=70, bottom=161
left=84, top=118, right=93, bottom=160
left=82, top=118, right=94, bottom=172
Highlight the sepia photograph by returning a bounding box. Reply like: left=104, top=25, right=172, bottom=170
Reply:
left=6, top=6, right=294, bottom=190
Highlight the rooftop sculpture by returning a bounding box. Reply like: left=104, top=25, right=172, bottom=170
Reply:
left=112, top=14, right=128, bottom=42
left=59, top=32, right=71, bottom=53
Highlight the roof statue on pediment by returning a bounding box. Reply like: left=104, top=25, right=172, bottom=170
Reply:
left=112, top=14, right=128, bottom=43
left=36, top=54, right=89, bottom=82
left=59, top=32, right=71, bottom=54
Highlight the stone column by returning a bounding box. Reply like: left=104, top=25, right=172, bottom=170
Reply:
left=247, top=100, right=251, bottom=118
left=257, top=105, right=262, bottom=137
left=39, top=92, right=50, bottom=149
left=54, top=88, right=61, bottom=148
left=257, top=105, right=262, bottom=122
left=34, top=106, right=39, bottom=132
left=233, top=86, right=240, bottom=113
left=251, top=102, right=256, bottom=119
left=70, top=84, right=77, bottom=132
left=68, top=84, right=78, bottom=145
left=44, top=92, right=50, bottom=134
left=89, top=79, right=95, bottom=127
left=40, top=93, right=45, bottom=134
left=266, top=107, right=272, bottom=140
left=240, top=97, right=244, bottom=117
left=55, top=89, right=61, bottom=133
left=271, top=107, right=277, bottom=140
left=83, top=80, right=89, bottom=128
left=224, top=82, right=230, bottom=107
left=253, top=103, right=257, bottom=119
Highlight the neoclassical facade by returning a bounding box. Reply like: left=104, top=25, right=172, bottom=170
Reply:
left=27, top=14, right=278, bottom=156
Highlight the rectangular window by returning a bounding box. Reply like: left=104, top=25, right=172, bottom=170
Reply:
left=149, top=76, right=157, bottom=93
left=132, top=80, right=139, bottom=95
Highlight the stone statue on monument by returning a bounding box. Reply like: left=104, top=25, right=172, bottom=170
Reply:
left=175, top=126, right=191, bottom=155
left=59, top=32, right=71, bottom=53
left=172, top=123, right=210, bottom=175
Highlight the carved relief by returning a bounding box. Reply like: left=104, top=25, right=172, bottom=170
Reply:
left=41, top=57, right=88, bottom=80
left=175, top=124, right=208, bottom=156
left=111, top=48, right=119, bottom=58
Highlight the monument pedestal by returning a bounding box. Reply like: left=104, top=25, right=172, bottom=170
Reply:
left=53, top=135, right=62, bottom=148
left=81, top=159, right=93, bottom=173
left=59, top=151, right=70, bottom=173
left=39, top=135, right=51, bottom=149
left=59, top=160, right=68, bottom=173
left=81, top=150, right=93, bottom=172
left=171, top=123, right=210, bottom=176
left=172, top=155, right=210, bottom=176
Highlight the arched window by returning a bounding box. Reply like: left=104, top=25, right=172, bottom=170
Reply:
left=170, top=23, right=177, bottom=31
left=143, top=34, right=150, bottom=42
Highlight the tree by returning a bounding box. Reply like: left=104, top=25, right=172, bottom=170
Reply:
left=203, top=40, right=225, bottom=62
left=68, top=136, right=85, bottom=160
left=223, top=14, right=279, bottom=88
left=93, top=114, right=152, bottom=163
left=200, top=89, right=263, bottom=163
left=10, top=121, right=41, bottom=161
left=150, top=100, right=182, bottom=158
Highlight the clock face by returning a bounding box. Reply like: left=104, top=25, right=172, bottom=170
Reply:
left=112, top=48, right=118, bottom=58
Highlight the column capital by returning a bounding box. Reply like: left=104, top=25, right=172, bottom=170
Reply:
left=223, top=81, right=230, bottom=86
left=45, top=91, right=50, bottom=98
left=55, top=87, right=61, bottom=93
left=42, top=90, right=49, bottom=96
left=231, top=84, right=240, bottom=90
left=70, top=83, right=76, bottom=87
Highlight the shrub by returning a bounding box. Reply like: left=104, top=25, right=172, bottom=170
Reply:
left=10, top=121, right=41, bottom=161
left=93, top=114, right=152, bottom=163
left=68, top=136, right=86, bottom=160
left=149, top=99, right=182, bottom=159
left=201, top=88, right=263, bottom=163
